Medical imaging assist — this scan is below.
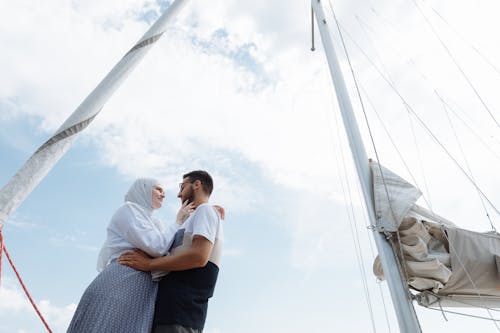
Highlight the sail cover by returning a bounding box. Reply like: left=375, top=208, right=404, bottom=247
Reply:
left=371, top=161, right=500, bottom=305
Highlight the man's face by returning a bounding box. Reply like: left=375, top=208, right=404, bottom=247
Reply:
left=177, top=177, right=195, bottom=204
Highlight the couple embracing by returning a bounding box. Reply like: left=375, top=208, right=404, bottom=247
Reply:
left=67, top=170, right=224, bottom=333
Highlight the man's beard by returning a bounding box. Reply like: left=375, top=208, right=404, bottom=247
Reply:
left=185, top=187, right=195, bottom=204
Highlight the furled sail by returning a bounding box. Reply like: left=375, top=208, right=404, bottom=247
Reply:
left=371, top=160, right=500, bottom=307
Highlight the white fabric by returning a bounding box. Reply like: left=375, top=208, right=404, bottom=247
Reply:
left=371, top=163, right=500, bottom=302
left=439, top=227, right=500, bottom=296
left=408, top=277, right=444, bottom=293
left=373, top=218, right=452, bottom=293
left=96, top=179, right=178, bottom=272
left=371, top=161, right=422, bottom=231
left=182, top=203, right=223, bottom=267
left=152, top=203, right=223, bottom=280
left=187, top=203, right=223, bottom=245
left=124, top=178, right=157, bottom=213
left=0, top=0, right=189, bottom=228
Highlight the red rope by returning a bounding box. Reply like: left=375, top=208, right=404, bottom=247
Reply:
left=0, top=230, right=3, bottom=287
left=0, top=230, right=53, bottom=333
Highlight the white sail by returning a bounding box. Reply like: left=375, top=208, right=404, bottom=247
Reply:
left=0, top=0, right=189, bottom=228
left=372, top=161, right=500, bottom=306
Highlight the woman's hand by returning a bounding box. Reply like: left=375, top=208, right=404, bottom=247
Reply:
left=176, top=200, right=195, bottom=225
left=119, top=249, right=153, bottom=271
left=213, top=205, right=225, bottom=220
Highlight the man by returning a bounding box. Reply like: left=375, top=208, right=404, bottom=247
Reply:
left=119, top=170, right=223, bottom=333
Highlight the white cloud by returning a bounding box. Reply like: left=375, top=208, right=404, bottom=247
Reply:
left=0, top=278, right=76, bottom=333
left=2, top=1, right=500, bottom=331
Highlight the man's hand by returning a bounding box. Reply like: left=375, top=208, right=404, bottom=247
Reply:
left=119, top=249, right=153, bottom=271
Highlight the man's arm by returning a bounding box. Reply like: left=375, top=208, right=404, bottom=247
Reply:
left=119, top=235, right=213, bottom=271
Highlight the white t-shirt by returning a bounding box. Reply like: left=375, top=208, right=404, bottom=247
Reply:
left=170, top=203, right=223, bottom=267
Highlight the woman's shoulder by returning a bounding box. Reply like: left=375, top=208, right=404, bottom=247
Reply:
left=110, top=203, right=136, bottom=223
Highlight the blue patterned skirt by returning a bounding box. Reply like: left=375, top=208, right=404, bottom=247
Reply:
left=67, top=261, right=158, bottom=333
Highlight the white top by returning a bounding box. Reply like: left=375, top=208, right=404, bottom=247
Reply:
left=171, top=203, right=223, bottom=266
left=96, top=202, right=179, bottom=271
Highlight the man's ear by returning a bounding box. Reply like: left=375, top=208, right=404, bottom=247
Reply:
left=193, top=179, right=202, bottom=189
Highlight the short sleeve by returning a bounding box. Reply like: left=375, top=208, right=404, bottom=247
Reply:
left=191, top=204, right=220, bottom=244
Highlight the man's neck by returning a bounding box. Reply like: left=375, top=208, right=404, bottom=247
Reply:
left=192, top=196, right=209, bottom=209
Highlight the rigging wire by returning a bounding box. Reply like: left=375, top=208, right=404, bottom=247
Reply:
left=439, top=94, right=500, bottom=161
left=326, top=1, right=402, bottom=231
left=365, top=7, right=500, bottom=152
left=357, top=11, right=500, bottom=224
left=338, top=18, right=500, bottom=328
left=406, top=109, right=434, bottom=211
left=358, top=84, right=433, bottom=211
left=325, top=1, right=421, bottom=328
left=351, top=150, right=394, bottom=333
left=353, top=16, right=436, bottom=213
left=335, top=21, right=500, bottom=219
left=442, top=98, right=500, bottom=159
left=324, top=2, right=500, bottom=328
left=438, top=226, right=500, bottom=330
left=333, top=108, right=378, bottom=333
left=424, top=306, right=500, bottom=323
left=421, top=0, right=500, bottom=78
left=321, top=55, right=379, bottom=332
left=358, top=9, right=499, bottom=228
left=438, top=93, right=496, bottom=231
left=410, top=0, right=500, bottom=130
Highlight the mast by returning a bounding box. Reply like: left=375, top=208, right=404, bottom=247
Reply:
left=0, top=0, right=190, bottom=228
left=310, top=1, right=422, bottom=331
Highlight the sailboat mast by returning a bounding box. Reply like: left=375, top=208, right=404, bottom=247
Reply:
left=310, top=1, right=421, bottom=331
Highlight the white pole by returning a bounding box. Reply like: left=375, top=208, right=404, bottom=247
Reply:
left=0, top=0, right=190, bottom=228
left=310, top=1, right=422, bottom=332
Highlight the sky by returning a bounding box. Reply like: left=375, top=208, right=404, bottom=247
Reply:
left=1, top=0, right=500, bottom=332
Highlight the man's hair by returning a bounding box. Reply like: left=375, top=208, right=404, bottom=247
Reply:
left=183, top=170, right=214, bottom=195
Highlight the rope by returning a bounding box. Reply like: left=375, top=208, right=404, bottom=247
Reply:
left=424, top=306, right=500, bottom=323
left=0, top=230, right=53, bottom=333
left=0, top=229, right=3, bottom=287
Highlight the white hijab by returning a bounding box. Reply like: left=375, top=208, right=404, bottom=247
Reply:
left=96, top=178, right=161, bottom=271
left=124, top=178, right=158, bottom=214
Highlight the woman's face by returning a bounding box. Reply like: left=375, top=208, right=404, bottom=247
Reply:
left=151, top=185, right=165, bottom=209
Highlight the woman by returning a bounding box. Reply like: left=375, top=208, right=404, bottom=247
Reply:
left=67, top=178, right=193, bottom=333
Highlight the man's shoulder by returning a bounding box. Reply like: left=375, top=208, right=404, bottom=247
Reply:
left=193, top=204, right=219, bottom=221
